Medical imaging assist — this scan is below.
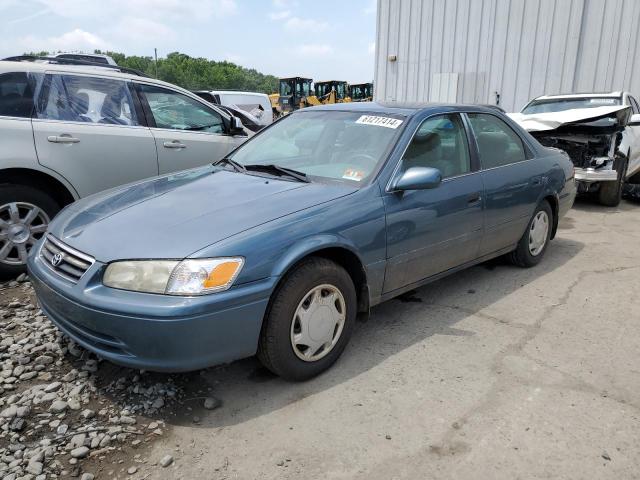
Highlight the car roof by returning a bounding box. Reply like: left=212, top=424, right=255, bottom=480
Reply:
left=0, top=60, right=201, bottom=96
left=532, top=91, right=624, bottom=100
left=306, top=101, right=503, bottom=117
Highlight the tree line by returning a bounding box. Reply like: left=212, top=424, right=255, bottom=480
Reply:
left=27, top=51, right=280, bottom=94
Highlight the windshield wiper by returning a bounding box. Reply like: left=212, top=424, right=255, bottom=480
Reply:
left=243, top=164, right=310, bottom=183
left=212, top=157, right=246, bottom=173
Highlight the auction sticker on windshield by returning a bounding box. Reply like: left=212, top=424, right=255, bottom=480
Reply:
left=342, top=168, right=365, bottom=181
left=355, top=115, right=403, bottom=129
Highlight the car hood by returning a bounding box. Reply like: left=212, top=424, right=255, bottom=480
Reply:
left=508, top=105, right=632, bottom=133
left=49, top=166, right=358, bottom=262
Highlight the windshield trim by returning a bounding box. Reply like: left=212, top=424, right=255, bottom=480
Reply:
left=224, top=109, right=409, bottom=188
left=522, top=96, right=622, bottom=114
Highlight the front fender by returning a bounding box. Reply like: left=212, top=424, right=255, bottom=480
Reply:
left=270, top=234, right=363, bottom=278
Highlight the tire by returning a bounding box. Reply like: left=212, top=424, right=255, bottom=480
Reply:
left=508, top=200, right=553, bottom=268
left=598, top=158, right=628, bottom=207
left=257, top=257, right=357, bottom=381
left=0, top=185, right=60, bottom=279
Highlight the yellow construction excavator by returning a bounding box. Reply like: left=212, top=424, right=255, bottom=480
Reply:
left=269, top=78, right=351, bottom=117
left=349, top=83, right=373, bottom=102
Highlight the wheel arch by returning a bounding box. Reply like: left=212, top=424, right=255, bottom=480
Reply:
left=270, top=236, right=370, bottom=315
left=0, top=168, right=77, bottom=208
left=542, top=193, right=559, bottom=239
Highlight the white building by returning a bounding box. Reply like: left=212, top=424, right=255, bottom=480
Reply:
left=374, top=0, right=640, bottom=112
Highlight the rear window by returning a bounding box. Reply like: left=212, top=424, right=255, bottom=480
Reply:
left=522, top=97, right=621, bottom=114
left=0, top=72, right=36, bottom=118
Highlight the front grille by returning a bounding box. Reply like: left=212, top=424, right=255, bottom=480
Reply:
left=40, top=235, right=94, bottom=283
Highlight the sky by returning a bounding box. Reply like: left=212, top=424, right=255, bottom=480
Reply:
left=0, top=0, right=377, bottom=83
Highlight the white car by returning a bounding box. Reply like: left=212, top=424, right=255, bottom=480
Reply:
left=511, top=92, right=640, bottom=206
left=0, top=57, right=249, bottom=277
left=194, top=90, right=273, bottom=126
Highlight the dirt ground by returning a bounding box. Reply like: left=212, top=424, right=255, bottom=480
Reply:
left=3, top=197, right=640, bottom=479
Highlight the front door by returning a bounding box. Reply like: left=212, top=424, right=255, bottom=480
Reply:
left=136, top=84, right=240, bottom=174
left=32, top=73, right=158, bottom=197
left=382, top=113, right=484, bottom=294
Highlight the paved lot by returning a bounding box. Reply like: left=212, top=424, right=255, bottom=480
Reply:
left=145, top=198, right=640, bottom=479
left=2, top=198, right=639, bottom=479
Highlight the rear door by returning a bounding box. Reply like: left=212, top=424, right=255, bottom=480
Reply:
left=466, top=112, right=545, bottom=256
left=136, top=83, right=242, bottom=174
left=31, top=73, right=158, bottom=197
left=382, top=113, right=484, bottom=293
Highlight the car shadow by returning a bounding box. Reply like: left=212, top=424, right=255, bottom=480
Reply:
left=157, top=234, right=584, bottom=428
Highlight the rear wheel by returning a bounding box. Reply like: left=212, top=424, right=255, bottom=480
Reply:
left=257, top=257, right=357, bottom=381
left=0, top=185, right=59, bottom=279
left=508, top=200, right=553, bottom=268
left=598, top=158, right=628, bottom=207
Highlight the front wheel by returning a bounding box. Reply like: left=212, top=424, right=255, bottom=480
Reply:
left=598, top=158, right=628, bottom=207
left=257, top=257, right=357, bottom=381
left=508, top=200, right=553, bottom=268
left=0, top=185, right=59, bottom=279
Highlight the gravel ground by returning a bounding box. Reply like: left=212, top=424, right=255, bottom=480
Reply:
left=2, top=197, right=640, bottom=479
left=0, top=279, right=222, bottom=479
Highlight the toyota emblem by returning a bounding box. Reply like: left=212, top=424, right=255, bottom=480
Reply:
left=51, top=253, right=63, bottom=267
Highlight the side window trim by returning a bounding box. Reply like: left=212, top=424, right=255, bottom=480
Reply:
left=464, top=111, right=532, bottom=171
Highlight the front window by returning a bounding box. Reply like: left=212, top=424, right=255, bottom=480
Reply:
left=138, top=84, right=224, bottom=133
left=228, top=110, right=405, bottom=183
left=401, top=114, right=470, bottom=178
left=522, top=97, right=622, bottom=114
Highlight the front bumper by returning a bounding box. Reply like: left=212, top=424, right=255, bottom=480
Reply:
left=28, top=250, right=275, bottom=372
left=574, top=167, right=618, bottom=182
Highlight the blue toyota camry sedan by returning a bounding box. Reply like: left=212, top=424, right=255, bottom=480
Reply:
left=28, top=103, right=576, bottom=381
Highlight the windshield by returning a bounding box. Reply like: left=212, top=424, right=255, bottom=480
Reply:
left=228, top=110, right=405, bottom=183
left=522, top=97, right=621, bottom=114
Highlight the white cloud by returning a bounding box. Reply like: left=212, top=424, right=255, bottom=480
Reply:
left=112, top=18, right=175, bottom=44
left=368, top=42, right=375, bottom=54
left=268, top=10, right=291, bottom=20
left=285, top=17, right=328, bottom=33
left=295, top=44, right=333, bottom=56
left=32, top=0, right=237, bottom=20
left=18, top=28, right=112, bottom=53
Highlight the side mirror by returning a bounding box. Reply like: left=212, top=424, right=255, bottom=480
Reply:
left=229, top=116, right=246, bottom=135
left=629, top=113, right=640, bottom=126
left=391, top=167, right=442, bottom=191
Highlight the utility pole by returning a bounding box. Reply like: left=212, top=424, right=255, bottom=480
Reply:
left=154, top=48, right=158, bottom=79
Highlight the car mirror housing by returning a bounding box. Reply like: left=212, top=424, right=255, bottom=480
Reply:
left=629, top=113, right=640, bottom=126
left=229, top=116, right=246, bottom=135
left=392, top=167, right=442, bottom=191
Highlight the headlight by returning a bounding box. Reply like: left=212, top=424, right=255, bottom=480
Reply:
left=103, top=258, right=244, bottom=295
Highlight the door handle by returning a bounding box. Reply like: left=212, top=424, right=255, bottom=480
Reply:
left=47, top=135, right=80, bottom=144
left=467, top=193, right=482, bottom=205
left=163, top=141, right=187, bottom=149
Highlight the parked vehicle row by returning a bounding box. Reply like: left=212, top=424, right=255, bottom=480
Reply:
left=0, top=58, right=250, bottom=277
left=27, top=102, right=576, bottom=380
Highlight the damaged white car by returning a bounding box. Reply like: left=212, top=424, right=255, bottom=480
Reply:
left=510, top=92, right=640, bottom=206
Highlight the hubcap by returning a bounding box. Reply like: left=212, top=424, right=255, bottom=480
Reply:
left=528, top=210, right=549, bottom=256
left=290, top=284, right=347, bottom=362
left=0, top=202, right=50, bottom=266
